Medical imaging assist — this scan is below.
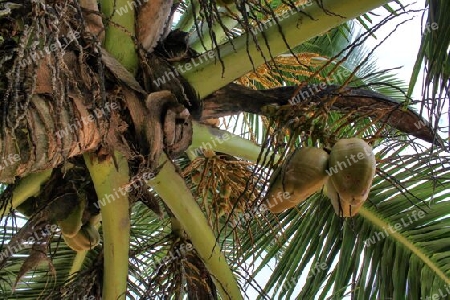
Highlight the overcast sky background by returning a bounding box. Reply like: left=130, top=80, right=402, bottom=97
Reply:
left=365, top=0, right=425, bottom=98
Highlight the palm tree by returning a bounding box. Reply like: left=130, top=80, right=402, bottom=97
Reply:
left=0, top=0, right=448, bottom=299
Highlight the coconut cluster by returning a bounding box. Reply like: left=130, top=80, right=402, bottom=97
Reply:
left=266, top=138, right=376, bottom=217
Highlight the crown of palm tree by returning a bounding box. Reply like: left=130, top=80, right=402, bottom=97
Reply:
left=0, top=0, right=448, bottom=299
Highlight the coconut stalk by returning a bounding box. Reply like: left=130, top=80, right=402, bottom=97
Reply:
left=101, top=0, right=138, bottom=74
left=188, top=3, right=241, bottom=52
left=68, top=219, right=102, bottom=277
left=86, top=0, right=138, bottom=297
left=148, top=153, right=243, bottom=300
left=191, top=122, right=279, bottom=163
left=3, top=170, right=53, bottom=213
left=68, top=250, right=88, bottom=279
left=84, top=152, right=130, bottom=300
left=183, top=0, right=391, bottom=98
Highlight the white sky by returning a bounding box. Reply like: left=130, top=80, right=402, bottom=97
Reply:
left=365, top=0, right=425, bottom=97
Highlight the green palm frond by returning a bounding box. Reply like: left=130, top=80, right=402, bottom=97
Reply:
left=408, top=0, right=450, bottom=107
left=0, top=214, right=101, bottom=299
left=236, top=147, right=450, bottom=299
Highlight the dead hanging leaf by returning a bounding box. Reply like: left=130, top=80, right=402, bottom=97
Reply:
left=202, top=83, right=444, bottom=146
left=13, top=242, right=55, bottom=291
left=137, top=0, right=173, bottom=52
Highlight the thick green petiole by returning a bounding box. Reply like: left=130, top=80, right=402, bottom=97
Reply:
left=148, top=153, right=243, bottom=299
left=84, top=152, right=130, bottom=300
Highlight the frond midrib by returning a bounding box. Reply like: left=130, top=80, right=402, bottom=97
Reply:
left=359, top=206, right=450, bottom=285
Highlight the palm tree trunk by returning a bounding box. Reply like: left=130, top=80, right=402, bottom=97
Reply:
left=0, top=93, right=104, bottom=183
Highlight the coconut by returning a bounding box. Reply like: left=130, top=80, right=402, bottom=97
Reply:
left=328, top=138, right=376, bottom=205
left=266, top=147, right=329, bottom=213
left=325, top=180, right=363, bottom=217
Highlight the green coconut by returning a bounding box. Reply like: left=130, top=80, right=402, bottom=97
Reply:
left=325, top=179, right=363, bottom=217
left=266, top=147, right=329, bottom=213
left=328, top=138, right=376, bottom=205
